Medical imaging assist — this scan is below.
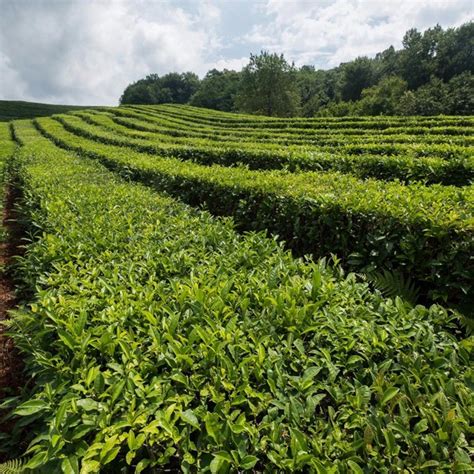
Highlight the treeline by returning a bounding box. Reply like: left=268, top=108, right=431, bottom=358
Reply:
left=120, top=22, right=474, bottom=117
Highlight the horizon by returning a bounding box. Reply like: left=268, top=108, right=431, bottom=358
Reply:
left=0, top=0, right=472, bottom=106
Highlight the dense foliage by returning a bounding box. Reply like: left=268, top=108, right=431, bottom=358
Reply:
left=119, top=22, right=473, bottom=116
left=190, top=70, right=241, bottom=112
left=1, top=118, right=472, bottom=473
left=319, top=72, right=474, bottom=117
left=33, top=108, right=474, bottom=310
left=120, top=73, right=200, bottom=106
left=234, top=52, right=300, bottom=117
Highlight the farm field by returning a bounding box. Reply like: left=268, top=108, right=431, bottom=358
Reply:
left=0, top=106, right=473, bottom=472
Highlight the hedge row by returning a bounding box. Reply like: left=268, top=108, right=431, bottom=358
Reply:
left=0, top=122, right=15, bottom=241
left=35, top=117, right=474, bottom=308
left=116, top=107, right=474, bottom=144
left=107, top=109, right=473, bottom=159
left=54, top=114, right=474, bottom=186
left=0, top=122, right=16, bottom=162
left=7, top=119, right=473, bottom=472
left=86, top=110, right=471, bottom=146
left=119, top=111, right=474, bottom=148
left=128, top=106, right=474, bottom=139
left=141, top=104, right=474, bottom=130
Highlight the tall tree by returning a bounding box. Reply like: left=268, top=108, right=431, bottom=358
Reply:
left=340, top=57, right=376, bottom=101
left=296, top=66, right=335, bottom=116
left=399, top=26, right=443, bottom=89
left=190, top=69, right=241, bottom=111
left=436, top=23, right=474, bottom=81
left=235, top=52, right=300, bottom=117
left=374, top=46, right=401, bottom=78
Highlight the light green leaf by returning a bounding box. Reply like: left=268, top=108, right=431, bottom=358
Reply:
left=14, top=399, right=48, bottom=416
left=181, top=409, right=200, bottom=429
left=240, top=455, right=258, bottom=470
left=381, top=387, right=399, bottom=406
left=61, top=455, right=79, bottom=474
left=80, top=459, right=101, bottom=474
left=347, top=460, right=364, bottom=474
left=58, top=329, right=77, bottom=350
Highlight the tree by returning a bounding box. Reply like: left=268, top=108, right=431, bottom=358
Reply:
left=396, top=90, right=418, bottom=115
left=296, top=66, right=335, bottom=116
left=399, top=26, right=443, bottom=89
left=340, top=57, right=376, bottom=101
left=120, top=80, right=154, bottom=104
left=446, top=72, right=474, bottom=115
left=356, top=76, right=407, bottom=115
left=235, top=51, right=300, bottom=117
left=158, top=72, right=200, bottom=103
left=397, top=76, right=448, bottom=115
left=190, top=69, right=241, bottom=111
left=120, top=72, right=200, bottom=105
left=436, top=23, right=474, bottom=81
left=374, top=46, right=401, bottom=78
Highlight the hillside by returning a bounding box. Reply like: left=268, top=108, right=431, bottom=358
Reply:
left=0, top=100, right=96, bottom=121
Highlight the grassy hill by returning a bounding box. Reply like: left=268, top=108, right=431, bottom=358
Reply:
left=0, top=100, right=96, bottom=121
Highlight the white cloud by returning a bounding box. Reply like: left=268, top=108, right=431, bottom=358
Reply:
left=0, top=0, right=471, bottom=104
left=0, top=0, right=224, bottom=105
left=246, top=0, right=473, bottom=67
left=212, top=56, right=249, bottom=71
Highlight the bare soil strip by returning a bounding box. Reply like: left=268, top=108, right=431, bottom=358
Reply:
left=0, top=185, right=24, bottom=456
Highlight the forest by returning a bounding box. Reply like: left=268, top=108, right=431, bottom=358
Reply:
left=120, top=22, right=474, bottom=117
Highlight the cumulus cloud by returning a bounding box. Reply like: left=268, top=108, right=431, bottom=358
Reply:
left=212, top=56, right=249, bottom=71
left=0, top=0, right=471, bottom=104
left=0, top=0, right=224, bottom=105
left=245, top=0, right=473, bottom=67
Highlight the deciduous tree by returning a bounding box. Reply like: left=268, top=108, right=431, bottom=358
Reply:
left=235, top=52, right=300, bottom=117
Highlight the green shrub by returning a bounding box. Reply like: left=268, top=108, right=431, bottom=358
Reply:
left=8, top=120, right=473, bottom=472
left=35, top=117, right=474, bottom=309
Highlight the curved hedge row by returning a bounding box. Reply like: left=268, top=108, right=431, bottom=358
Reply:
left=107, top=108, right=474, bottom=159
left=8, top=120, right=473, bottom=472
left=129, top=106, right=474, bottom=140
left=35, top=117, right=474, bottom=308
left=142, top=104, right=474, bottom=130
left=0, top=122, right=16, bottom=162
left=53, top=114, right=473, bottom=185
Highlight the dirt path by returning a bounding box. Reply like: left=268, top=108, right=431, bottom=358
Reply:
left=0, top=185, right=24, bottom=445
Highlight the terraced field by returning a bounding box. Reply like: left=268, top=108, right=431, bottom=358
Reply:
left=0, top=106, right=472, bottom=472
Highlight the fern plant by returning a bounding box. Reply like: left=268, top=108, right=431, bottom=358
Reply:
left=368, top=269, right=420, bottom=306
left=0, top=459, right=26, bottom=474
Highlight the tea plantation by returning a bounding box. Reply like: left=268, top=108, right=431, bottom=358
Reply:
left=0, top=106, right=472, bottom=472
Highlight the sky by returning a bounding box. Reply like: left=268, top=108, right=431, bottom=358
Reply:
left=0, top=0, right=472, bottom=105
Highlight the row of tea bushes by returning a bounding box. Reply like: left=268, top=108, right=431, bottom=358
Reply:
left=8, top=119, right=473, bottom=472
left=111, top=107, right=474, bottom=153
left=142, top=104, right=474, bottom=131
left=54, top=114, right=473, bottom=185
left=35, top=117, right=474, bottom=308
